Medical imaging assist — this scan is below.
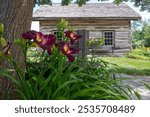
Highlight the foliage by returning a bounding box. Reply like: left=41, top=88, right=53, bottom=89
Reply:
left=0, top=20, right=140, bottom=100
left=36, top=0, right=52, bottom=5
left=114, top=0, right=150, bottom=12
left=13, top=57, right=135, bottom=100
left=87, top=37, right=104, bottom=57
left=130, top=0, right=150, bottom=12
left=132, top=20, right=150, bottom=48
left=0, top=23, right=5, bottom=50
left=35, top=0, right=105, bottom=6
left=144, top=25, right=150, bottom=46
left=127, top=46, right=150, bottom=60
left=143, top=83, right=150, bottom=91
left=35, top=0, right=150, bottom=11
left=100, top=57, right=150, bottom=76
left=87, top=38, right=103, bottom=47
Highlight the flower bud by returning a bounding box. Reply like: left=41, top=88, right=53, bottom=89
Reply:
left=0, top=23, right=4, bottom=33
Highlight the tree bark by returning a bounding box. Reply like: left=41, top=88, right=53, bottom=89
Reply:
left=0, top=0, right=34, bottom=99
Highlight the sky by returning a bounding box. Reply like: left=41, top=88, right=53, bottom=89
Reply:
left=31, top=0, right=150, bottom=30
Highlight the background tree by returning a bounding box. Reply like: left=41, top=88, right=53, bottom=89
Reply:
left=130, top=0, right=150, bottom=12
left=143, top=22, right=150, bottom=47
left=132, top=20, right=150, bottom=48
left=0, top=0, right=35, bottom=99
left=114, top=0, right=150, bottom=11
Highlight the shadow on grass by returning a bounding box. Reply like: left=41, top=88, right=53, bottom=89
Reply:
left=118, top=67, right=150, bottom=76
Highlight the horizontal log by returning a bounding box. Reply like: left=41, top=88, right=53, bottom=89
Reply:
left=87, top=53, right=114, bottom=56
left=115, top=32, right=130, bottom=37
left=40, top=19, right=130, bottom=26
left=115, top=44, right=131, bottom=49
left=89, top=31, right=102, bottom=38
left=114, top=48, right=131, bottom=53
left=115, top=37, right=131, bottom=40
left=115, top=40, right=131, bottom=43
left=40, top=24, right=130, bottom=30
left=88, top=48, right=113, bottom=53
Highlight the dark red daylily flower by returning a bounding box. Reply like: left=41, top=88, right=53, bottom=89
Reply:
left=34, top=34, right=56, bottom=54
left=2, top=42, right=12, bottom=55
left=38, top=34, right=55, bottom=48
left=22, top=31, right=56, bottom=54
left=65, top=31, right=81, bottom=45
left=60, top=41, right=78, bottom=62
left=21, top=30, right=79, bottom=62
left=22, top=30, right=37, bottom=40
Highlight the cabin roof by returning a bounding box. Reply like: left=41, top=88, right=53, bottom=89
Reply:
left=33, top=3, right=141, bottom=21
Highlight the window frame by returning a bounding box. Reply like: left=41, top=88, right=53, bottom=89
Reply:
left=102, top=30, right=115, bottom=47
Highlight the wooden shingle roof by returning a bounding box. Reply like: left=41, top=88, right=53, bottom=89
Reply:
left=33, top=3, right=141, bottom=21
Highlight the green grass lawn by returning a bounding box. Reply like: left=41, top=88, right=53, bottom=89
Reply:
left=99, top=57, right=150, bottom=76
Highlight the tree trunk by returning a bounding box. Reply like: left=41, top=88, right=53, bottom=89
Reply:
left=0, top=0, right=34, bottom=99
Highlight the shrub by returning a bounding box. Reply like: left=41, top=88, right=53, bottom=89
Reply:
left=127, top=47, right=150, bottom=60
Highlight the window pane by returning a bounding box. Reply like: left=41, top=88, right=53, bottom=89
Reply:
left=103, top=31, right=114, bottom=46
left=53, top=31, right=63, bottom=40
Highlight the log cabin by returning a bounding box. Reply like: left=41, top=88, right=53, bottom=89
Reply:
left=33, top=3, right=141, bottom=57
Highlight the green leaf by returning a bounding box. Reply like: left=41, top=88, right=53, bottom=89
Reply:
left=51, top=80, right=78, bottom=99
left=14, top=38, right=26, bottom=46
left=143, top=83, right=150, bottom=90
left=56, top=19, right=68, bottom=31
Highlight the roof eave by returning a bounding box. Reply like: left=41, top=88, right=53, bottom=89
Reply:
left=32, top=17, right=141, bottom=21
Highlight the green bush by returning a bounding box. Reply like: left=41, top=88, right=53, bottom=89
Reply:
left=127, top=47, right=150, bottom=60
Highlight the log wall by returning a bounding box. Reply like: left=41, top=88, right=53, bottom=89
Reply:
left=39, top=19, right=131, bottom=56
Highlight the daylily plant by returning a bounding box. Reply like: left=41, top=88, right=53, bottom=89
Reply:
left=22, top=30, right=81, bottom=62
left=0, top=23, right=12, bottom=56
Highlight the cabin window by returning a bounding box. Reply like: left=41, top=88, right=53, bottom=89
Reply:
left=103, top=31, right=114, bottom=46
left=52, top=31, right=63, bottom=40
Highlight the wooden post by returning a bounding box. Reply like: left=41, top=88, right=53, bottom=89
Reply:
left=77, top=30, right=89, bottom=59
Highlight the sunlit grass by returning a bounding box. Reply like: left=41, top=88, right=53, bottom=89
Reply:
left=99, top=57, right=150, bottom=76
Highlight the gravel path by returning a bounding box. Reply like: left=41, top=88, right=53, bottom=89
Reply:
left=116, top=74, right=150, bottom=100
